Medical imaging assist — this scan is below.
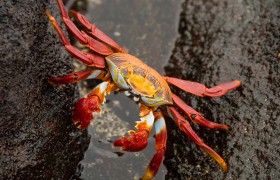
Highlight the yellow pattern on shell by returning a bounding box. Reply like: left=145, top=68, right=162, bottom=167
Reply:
left=127, top=73, right=157, bottom=97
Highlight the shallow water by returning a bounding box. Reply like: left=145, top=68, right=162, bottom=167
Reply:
left=71, top=0, right=183, bottom=179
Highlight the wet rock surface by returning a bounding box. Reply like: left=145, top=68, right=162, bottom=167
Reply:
left=0, top=0, right=89, bottom=179
left=164, top=0, right=280, bottom=179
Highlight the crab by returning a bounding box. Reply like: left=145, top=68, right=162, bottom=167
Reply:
left=46, top=0, right=241, bottom=179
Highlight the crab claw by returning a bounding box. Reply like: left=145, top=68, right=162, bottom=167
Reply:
left=114, top=130, right=149, bottom=152
left=73, top=96, right=101, bottom=129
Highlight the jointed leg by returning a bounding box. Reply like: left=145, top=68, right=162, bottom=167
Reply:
left=48, top=69, right=96, bottom=84
left=114, top=105, right=155, bottom=152
left=48, top=68, right=108, bottom=84
left=168, top=106, right=228, bottom=172
left=164, top=76, right=241, bottom=97
left=142, top=111, right=167, bottom=180
left=172, top=93, right=228, bottom=130
left=46, top=10, right=106, bottom=68
left=55, top=0, right=113, bottom=55
left=55, top=0, right=124, bottom=54
left=69, top=10, right=125, bottom=53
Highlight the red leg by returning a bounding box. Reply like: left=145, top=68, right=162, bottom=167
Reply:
left=164, top=76, right=241, bottom=97
left=48, top=69, right=108, bottom=84
left=168, top=107, right=228, bottom=172
left=172, top=93, right=228, bottom=130
left=46, top=10, right=106, bottom=68
left=48, top=69, right=93, bottom=84
left=70, top=10, right=125, bottom=53
left=142, top=111, right=167, bottom=180
left=55, top=0, right=115, bottom=55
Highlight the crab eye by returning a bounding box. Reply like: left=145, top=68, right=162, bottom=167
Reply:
left=147, top=76, right=160, bottom=90
left=156, top=90, right=163, bottom=97
left=133, top=67, right=146, bottom=77
left=121, top=67, right=129, bottom=76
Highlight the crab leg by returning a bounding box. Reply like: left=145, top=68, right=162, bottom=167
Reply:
left=48, top=69, right=108, bottom=84
left=168, top=106, right=228, bottom=172
left=70, top=10, right=125, bottom=53
left=114, top=105, right=154, bottom=152
left=46, top=10, right=106, bottom=68
left=73, top=81, right=118, bottom=129
left=172, top=93, right=228, bottom=130
left=48, top=69, right=93, bottom=84
left=142, top=111, right=167, bottom=180
left=164, top=77, right=241, bottom=97
left=55, top=0, right=115, bottom=55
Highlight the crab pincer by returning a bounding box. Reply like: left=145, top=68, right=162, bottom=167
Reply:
left=114, top=130, right=149, bottom=151
left=73, top=96, right=101, bottom=129
left=114, top=109, right=154, bottom=151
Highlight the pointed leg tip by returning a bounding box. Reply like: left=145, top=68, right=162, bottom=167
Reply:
left=222, top=162, right=229, bottom=172
left=45, top=10, right=55, bottom=22
left=233, top=80, right=242, bottom=87
left=213, top=155, right=229, bottom=173
left=142, top=171, right=154, bottom=180
left=45, top=10, right=50, bottom=16
left=218, top=124, right=229, bottom=130
left=47, top=78, right=54, bottom=84
left=48, top=78, right=61, bottom=85
left=142, top=148, right=165, bottom=180
left=234, top=79, right=241, bottom=83
left=69, top=10, right=78, bottom=16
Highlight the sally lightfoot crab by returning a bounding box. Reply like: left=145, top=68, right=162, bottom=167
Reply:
left=47, top=0, right=241, bottom=179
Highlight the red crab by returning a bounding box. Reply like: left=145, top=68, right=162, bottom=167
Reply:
left=47, top=0, right=241, bottom=179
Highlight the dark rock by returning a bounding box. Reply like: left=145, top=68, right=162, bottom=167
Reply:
left=0, top=0, right=89, bottom=179
left=164, top=0, right=280, bottom=179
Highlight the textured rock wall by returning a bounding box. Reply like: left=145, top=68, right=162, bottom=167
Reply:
left=0, top=0, right=89, bottom=179
left=164, top=0, right=280, bottom=179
